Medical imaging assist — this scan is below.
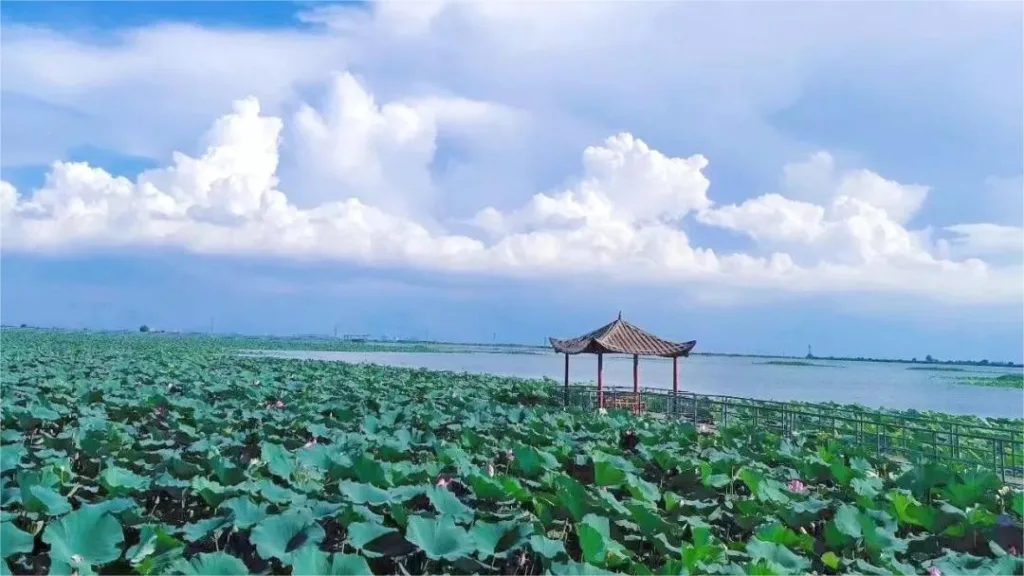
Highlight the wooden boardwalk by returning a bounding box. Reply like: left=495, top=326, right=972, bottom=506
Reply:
left=562, top=384, right=1024, bottom=484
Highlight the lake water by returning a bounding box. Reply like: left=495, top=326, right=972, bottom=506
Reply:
left=251, top=350, right=1024, bottom=419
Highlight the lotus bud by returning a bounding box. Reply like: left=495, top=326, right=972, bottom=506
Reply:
left=436, top=477, right=450, bottom=488
left=928, top=567, right=942, bottom=576
left=787, top=479, right=808, bottom=494
left=275, top=400, right=285, bottom=409
left=487, top=464, right=495, bottom=478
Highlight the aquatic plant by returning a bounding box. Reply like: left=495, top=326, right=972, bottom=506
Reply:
left=1, top=330, right=1022, bottom=574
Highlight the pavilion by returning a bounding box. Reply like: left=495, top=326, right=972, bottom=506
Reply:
left=549, top=313, right=697, bottom=412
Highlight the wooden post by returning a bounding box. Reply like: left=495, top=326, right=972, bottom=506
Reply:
left=633, top=354, right=640, bottom=414
left=563, top=353, right=569, bottom=407
left=672, top=356, right=679, bottom=415
left=597, top=353, right=604, bottom=409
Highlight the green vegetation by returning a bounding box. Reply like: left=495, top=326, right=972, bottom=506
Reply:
left=755, top=361, right=836, bottom=368
left=906, top=367, right=965, bottom=372
left=2, top=330, right=1023, bottom=575
left=955, top=373, right=1024, bottom=390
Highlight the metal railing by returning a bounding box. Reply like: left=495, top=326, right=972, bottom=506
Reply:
left=560, top=385, right=1024, bottom=484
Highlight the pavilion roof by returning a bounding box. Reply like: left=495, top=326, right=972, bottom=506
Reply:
left=548, top=313, right=697, bottom=358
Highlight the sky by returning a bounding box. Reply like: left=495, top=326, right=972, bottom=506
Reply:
left=1, top=0, right=1022, bottom=362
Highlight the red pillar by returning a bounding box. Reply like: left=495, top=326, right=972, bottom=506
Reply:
left=633, top=354, right=640, bottom=414
left=672, top=356, right=679, bottom=415
left=563, top=353, right=569, bottom=406
left=672, top=356, right=678, bottom=394
left=597, top=353, right=604, bottom=409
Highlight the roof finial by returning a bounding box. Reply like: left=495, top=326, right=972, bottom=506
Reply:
left=617, top=310, right=622, bottom=320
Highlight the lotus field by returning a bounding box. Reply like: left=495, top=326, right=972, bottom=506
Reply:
left=2, top=331, right=1023, bottom=575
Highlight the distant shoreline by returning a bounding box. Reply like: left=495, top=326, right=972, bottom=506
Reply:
left=3, top=325, right=1022, bottom=369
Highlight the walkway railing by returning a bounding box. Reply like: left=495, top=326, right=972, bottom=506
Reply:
left=561, top=385, right=1024, bottom=484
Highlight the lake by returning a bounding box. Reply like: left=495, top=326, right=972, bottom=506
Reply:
left=250, top=350, right=1024, bottom=419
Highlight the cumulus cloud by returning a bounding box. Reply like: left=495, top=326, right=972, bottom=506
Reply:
left=945, top=224, right=1024, bottom=257
left=696, top=152, right=939, bottom=267
left=1, top=74, right=1020, bottom=306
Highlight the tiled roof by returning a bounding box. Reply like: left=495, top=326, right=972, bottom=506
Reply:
left=549, top=313, right=697, bottom=358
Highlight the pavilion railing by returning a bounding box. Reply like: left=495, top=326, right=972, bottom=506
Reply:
left=560, top=384, right=1024, bottom=484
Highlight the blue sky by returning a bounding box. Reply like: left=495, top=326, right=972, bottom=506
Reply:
left=1, top=1, right=1022, bottom=362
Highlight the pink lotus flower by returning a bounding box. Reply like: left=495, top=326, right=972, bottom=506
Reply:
left=436, top=477, right=450, bottom=488
left=303, top=438, right=317, bottom=449
left=1010, top=545, right=1018, bottom=556
left=516, top=551, right=527, bottom=568
left=928, top=567, right=942, bottom=576
left=787, top=479, right=808, bottom=494
left=153, top=407, right=166, bottom=418
left=275, top=400, right=285, bottom=409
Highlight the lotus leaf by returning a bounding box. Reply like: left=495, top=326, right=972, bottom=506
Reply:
left=42, top=503, right=124, bottom=568
left=170, top=552, right=249, bottom=575
left=2, top=330, right=1021, bottom=574
left=250, top=510, right=326, bottom=565
left=405, top=515, right=476, bottom=561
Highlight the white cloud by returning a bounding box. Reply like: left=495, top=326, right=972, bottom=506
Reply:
left=2, top=75, right=1020, bottom=306
left=945, top=224, right=1024, bottom=257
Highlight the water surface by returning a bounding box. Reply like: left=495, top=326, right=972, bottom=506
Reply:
left=251, top=350, right=1024, bottom=419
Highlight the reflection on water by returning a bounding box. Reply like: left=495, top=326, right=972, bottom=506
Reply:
left=247, top=350, right=1024, bottom=419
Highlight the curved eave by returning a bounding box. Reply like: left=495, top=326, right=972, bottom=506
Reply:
left=550, top=337, right=697, bottom=358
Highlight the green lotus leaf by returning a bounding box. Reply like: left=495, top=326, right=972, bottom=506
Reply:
left=183, top=515, right=232, bottom=542
left=405, top=515, right=476, bottom=561
left=754, top=522, right=814, bottom=553
left=209, top=455, right=245, bottom=486
left=42, top=503, right=125, bottom=568
left=291, top=547, right=373, bottom=576
left=345, top=521, right=397, bottom=556
left=852, top=476, right=883, bottom=500
left=249, top=510, right=325, bottom=565
left=427, top=486, right=474, bottom=524
left=745, top=538, right=811, bottom=573
left=260, top=442, right=295, bottom=481
left=352, top=456, right=389, bottom=487
left=0, top=444, right=26, bottom=475
left=98, top=465, right=150, bottom=496
left=832, top=504, right=862, bottom=540
left=550, top=561, right=616, bottom=575
left=192, top=477, right=232, bottom=507
left=513, top=445, right=559, bottom=477
left=27, top=485, right=71, bottom=516
left=529, top=534, right=568, bottom=559
left=625, top=474, right=661, bottom=504
left=170, top=552, right=249, bottom=575
left=340, top=481, right=392, bottom=506
left=1, top=522, right=35, bottom=559
left=469, top=521, right=529, bottom=558
left=125, top=524, right=183, bottom=565
left=219, top=497, right=269, bottom=530
left=555, top=475, right=589, bottom=522
left=577, top=513, right=626, bottom=567
left=302, top=499, right=344, bottom=520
